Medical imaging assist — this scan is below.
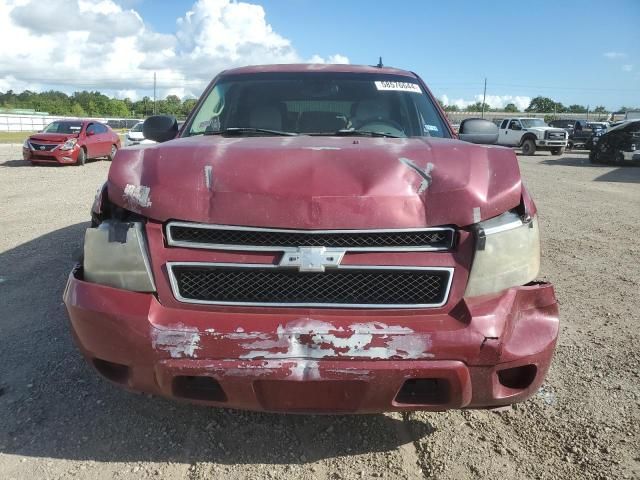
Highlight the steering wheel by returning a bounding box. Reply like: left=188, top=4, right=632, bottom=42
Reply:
left=353, top=118, right=406, bottom=136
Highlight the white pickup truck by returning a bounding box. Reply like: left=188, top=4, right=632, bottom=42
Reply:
left=497, top=117, right=568, bottom=155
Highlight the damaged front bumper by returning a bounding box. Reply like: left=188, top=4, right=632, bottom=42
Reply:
left=23, top=146, right=79, bottom=164
left=64, top=267, right=558, bottom=413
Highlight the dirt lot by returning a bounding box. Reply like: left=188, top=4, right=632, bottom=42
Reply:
left=0, top=145, right=638, bottom=480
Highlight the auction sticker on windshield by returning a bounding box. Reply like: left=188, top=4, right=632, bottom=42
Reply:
left=374, top=81, right=421, bottom=93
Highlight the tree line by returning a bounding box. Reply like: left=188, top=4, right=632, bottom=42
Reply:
left=0, top=89, right=197, bottom=118
left=439, top=96, right=636, bottom=114
left=1, top=89, right=637, bottom=118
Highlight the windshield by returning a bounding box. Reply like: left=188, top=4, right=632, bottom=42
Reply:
left=131, top=122, right=144, bottom=132
left=551, top=120, right=574, bottom=128
left=185, top=72, right=450, bottom=138
left=521, top=119, right=547, bottom=128
left=43, top=121, right=83, bottom=134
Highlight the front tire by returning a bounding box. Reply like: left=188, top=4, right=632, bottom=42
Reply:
left=76, top=147, right=86, bottom=166
left=551, top=147, right=565, bottom=155
left=521, top=138, right=536, bottom=155
left=108, top=144, right=117, bottom=161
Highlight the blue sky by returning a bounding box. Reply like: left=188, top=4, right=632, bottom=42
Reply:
left=1, top=0, right=638, bottom=110
left=134, top=0, right=640, bottom=110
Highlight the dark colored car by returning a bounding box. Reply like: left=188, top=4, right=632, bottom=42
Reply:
left=549, top=119, right=592, bottom=149
left=23, top=120, right=121, bottom=165
left=589, top=120, right=640, bottom=164
left=64, top=64, right=558, bottom=413
left=584, top=122, right=609, bottom=150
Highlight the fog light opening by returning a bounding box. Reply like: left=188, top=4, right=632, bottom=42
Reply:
left=395, top=378, right=450, bottom=405
left=172, top=376, right=227, bottom=402
left=497, top=364, right=537, bottom=390
left=93, top=358, right=130, bottom=384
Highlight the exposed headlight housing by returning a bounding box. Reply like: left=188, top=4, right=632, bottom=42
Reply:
left=83, top=221, right=156, bottom=292
left=23, top=139, right=30, bottom=149
left=464, top=211, right=540, bottom=297
left=60, top=138, right=78, bottom=150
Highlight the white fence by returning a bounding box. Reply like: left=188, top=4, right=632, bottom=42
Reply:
left=445, top=111, right=620, bottom=124
left=0, top=114, right=142, bottom=132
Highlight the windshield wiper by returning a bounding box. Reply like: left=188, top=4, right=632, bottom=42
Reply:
left=330, top=129, right=402, bottom=138
left=204, top=127, right=298, bottom=136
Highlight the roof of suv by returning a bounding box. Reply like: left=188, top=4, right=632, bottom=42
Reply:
left=221, top=63, right=417, bottom=78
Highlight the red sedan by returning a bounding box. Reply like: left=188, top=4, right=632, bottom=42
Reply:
left=23, top=120, right=121, bottom=165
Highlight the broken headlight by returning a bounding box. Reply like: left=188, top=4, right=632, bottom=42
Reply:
left=464, top=211, right=540, bottom=297
left=83, top=221, right=156, bottom=292
left=60, top=138, right=78, bottom=150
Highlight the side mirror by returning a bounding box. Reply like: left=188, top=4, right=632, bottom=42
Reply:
left=143, top=115, right=178, bottom=143
left=458, top=118, right=499, bottom=144
left=86, top=130, right=95, bottom=136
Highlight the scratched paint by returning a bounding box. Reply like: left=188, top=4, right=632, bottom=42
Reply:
left=151, top=324, right=201, bottom=358
left=239, top=319, right=433, bottom=361
left=122, top=183, right=152, bottom=211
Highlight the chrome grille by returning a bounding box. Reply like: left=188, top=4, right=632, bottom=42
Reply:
left=166, top=222, right=455, bottom=252
left=167, top=263, right=453, bottom=308
left=546, top=131, right=565, bottom=140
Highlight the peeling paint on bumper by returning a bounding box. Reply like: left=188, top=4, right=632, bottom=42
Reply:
left=64, top=270, right=559, bottom=413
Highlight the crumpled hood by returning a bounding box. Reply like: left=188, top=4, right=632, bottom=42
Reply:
left=29, top=133, right=76, bottom=143
left=107, top=135, right=522, bottom=228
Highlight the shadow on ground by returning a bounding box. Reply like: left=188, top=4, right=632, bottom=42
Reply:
left=0, top=223, right=434, bottom=465
left=0, top=158, right=32, bottom=167
left=540, top=156, right=640, bottom=184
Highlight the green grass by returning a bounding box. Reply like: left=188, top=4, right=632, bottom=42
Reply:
left=0, top=131, right=35, bottom=143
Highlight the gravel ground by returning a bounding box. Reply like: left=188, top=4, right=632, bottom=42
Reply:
left=0, top=145, right=638, bottom=480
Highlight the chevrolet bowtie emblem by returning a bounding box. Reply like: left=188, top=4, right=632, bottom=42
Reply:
left=279, top=246, right=346, bottom=272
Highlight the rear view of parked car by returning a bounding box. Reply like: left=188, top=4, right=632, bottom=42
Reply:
left=590, top=120, right=640, bottom=164
left=23, top=120, right=121, bottom=166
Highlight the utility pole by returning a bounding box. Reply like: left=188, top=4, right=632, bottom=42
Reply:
left=481, top=78, right=487, bottom=119
left=153, top=72, right=157, bottom=115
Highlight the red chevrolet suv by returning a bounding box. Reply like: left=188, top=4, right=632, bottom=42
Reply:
left=64, top=64, right=559, bottom=413
left=23, top=120, right=121, bottom=165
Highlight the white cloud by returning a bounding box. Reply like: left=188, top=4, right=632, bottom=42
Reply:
left=622, top=64, right=633, bottom=72
left=307, top=53, right=350, bottom=64
left=604, top=52, right=627, bottom=59
left=0, top=0, right=349, bottom=99
left=440, top=93, right=531, bottom=111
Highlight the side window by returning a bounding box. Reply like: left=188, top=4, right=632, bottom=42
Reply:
left=500, top=119, right=508, bottom=129
left=95, top=123, right=107, bottom=133
left=86, top=123, right=95, bottom=134
left=508, top=120, right=521, bottom=130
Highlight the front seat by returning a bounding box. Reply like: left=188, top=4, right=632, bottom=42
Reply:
left=351, top=98, right=392, bottom=128
left=248, top=104, right=284, bottom=131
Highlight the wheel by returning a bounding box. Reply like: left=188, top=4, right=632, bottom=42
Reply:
left=108, top=144, right=117, bottom=161
left=521, top=138, right=536, bottom=155
left=76, top=147, right=86, bottom=166
left=550, top=147, right=565, bottom=155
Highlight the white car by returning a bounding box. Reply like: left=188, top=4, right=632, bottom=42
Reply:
left=124, top=122, right=156, bottom=147
left=497, top=117, right=568, bottom=155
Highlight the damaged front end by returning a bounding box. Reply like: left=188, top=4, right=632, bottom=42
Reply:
left=64, top=174, right=558, bottom=413
left=64, top=65, right=558, bottom=413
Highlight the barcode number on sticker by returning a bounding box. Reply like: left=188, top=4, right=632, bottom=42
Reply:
left=374, top=81, right=421, bottom=93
